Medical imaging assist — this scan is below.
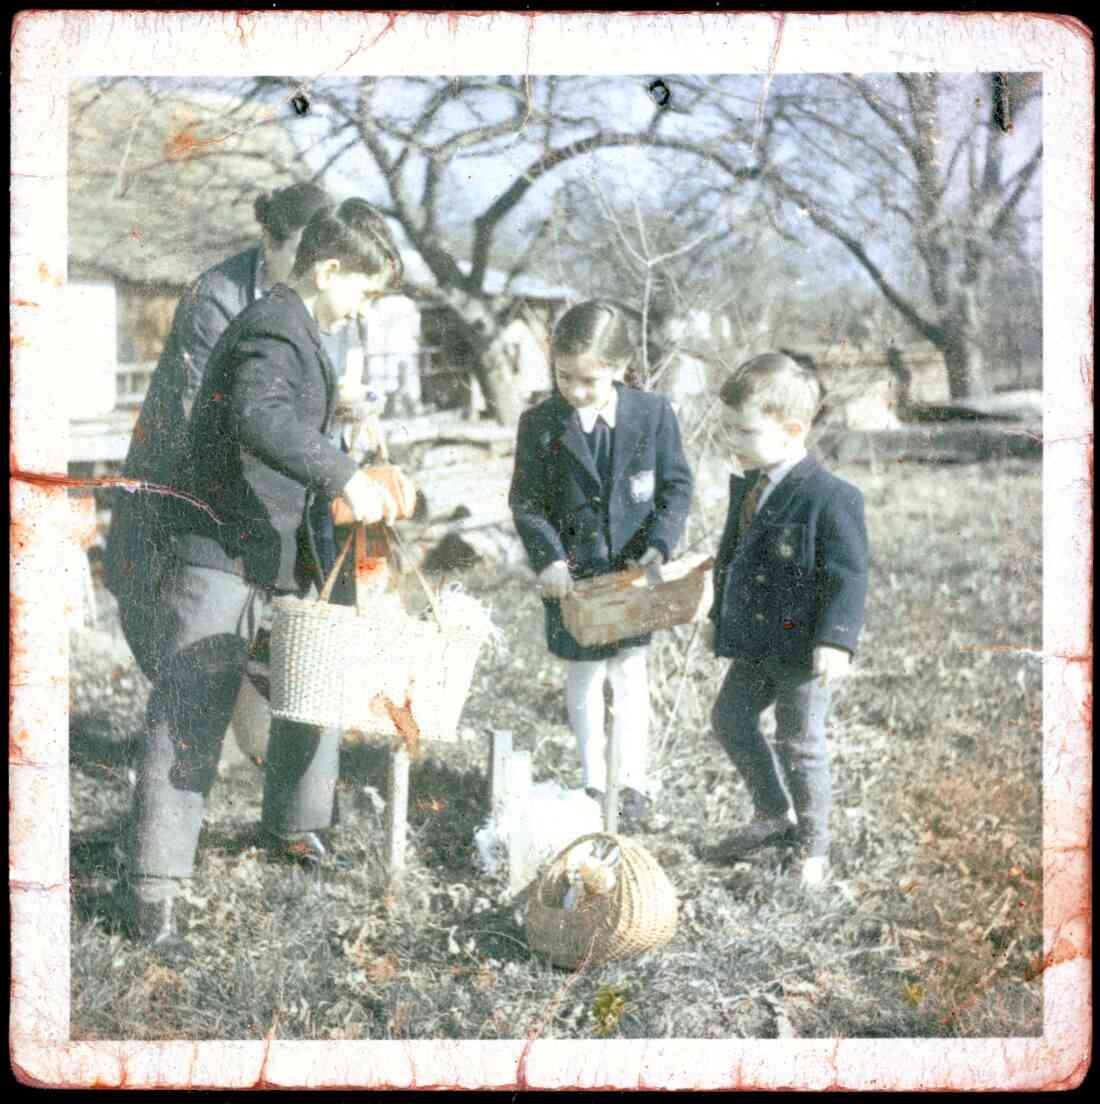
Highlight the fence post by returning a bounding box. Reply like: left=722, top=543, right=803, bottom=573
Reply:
left=489, top=728, right=513, bottom=819
left=505, top=749, right=533, bottom=896
left=385, top=746, right=411, bottom=879
left=604, top=728, right=620, bottom=834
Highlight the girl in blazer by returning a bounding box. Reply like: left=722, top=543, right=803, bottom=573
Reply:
left=509, top=301, right=693, bottom=826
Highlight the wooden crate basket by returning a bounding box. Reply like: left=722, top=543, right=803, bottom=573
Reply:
left=560, top=553, right=714, bottom=648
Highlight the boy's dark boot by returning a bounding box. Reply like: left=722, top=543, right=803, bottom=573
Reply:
left=699, top=811, right=798, bottom=864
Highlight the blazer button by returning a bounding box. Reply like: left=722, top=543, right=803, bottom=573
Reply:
left=754, top=613, right=766, bottom=622
left=755, top=574, right=767, bottom=584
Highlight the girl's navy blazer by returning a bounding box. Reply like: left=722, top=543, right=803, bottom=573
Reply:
left=510, top=384, right=694, bottom=660
left=509, top=383, right=694, bottom=579
left=709, top=455, right=868, bottom=666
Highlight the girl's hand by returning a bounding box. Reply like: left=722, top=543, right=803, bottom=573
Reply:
left=628, top=547, right=663, bottom=568
left=538, top=560, right=574, bottom=599
left=813, top=645, right=851, bottom=687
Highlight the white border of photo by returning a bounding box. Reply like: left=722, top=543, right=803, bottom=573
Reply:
left=10, top=10, right=1092, bottom=1091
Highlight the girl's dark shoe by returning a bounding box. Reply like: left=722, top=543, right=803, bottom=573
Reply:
left=585, top=786, right=655, bottom=831
left=620, top=786, right=653, bottom=822
left=269, top=829, right=351, bottom=869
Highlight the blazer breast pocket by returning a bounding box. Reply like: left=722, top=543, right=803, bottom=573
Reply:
left=760, top=522, right=812, bottom=572
left=628, top=468, right=656, bottom=503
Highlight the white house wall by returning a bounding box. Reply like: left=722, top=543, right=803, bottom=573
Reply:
left=63, top=283, right=118, bottom=418
left=360, top=294, right=423, bottom=402
left=497, top=316, right=552, bottom=397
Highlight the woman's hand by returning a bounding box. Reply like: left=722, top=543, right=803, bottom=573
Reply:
left=340, top=469, right=399, bottom=525
left=362, top=465, right=417, bottom=520
left=537, top=560, right=574, bottom=600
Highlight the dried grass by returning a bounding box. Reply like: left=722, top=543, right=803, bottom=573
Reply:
left=70, top=458, right=1042, bottom=1039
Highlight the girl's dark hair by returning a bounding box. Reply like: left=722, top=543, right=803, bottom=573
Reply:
left=551, top=300, right=641, bottom=376
left=290, top=198, right=404, bottom=287
left=253, top=182, right=332, bottom=245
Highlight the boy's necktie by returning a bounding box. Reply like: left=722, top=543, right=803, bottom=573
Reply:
left=736, top=471, right=767, bottom=542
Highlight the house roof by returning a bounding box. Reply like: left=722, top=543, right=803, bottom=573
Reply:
left=68, top=81, right=304, bottom=289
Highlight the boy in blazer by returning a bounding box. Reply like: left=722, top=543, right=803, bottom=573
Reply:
left=115, top=200, right=415, bottom=954
left=510, top=301, right=693, bottom=827
left=702, top=353, right=868, bottom=887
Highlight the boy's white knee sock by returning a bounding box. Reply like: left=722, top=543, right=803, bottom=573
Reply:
left=608, top=646, right=650, bottom=794
left=565, top=659, right=607, bottom=791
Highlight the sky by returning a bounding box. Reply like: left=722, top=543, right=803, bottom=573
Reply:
left=140, top=73, right=1042, bottom=313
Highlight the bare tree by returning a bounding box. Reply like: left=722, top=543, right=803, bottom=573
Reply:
left=255, top=75, right=758, bottom=422
left=748, top=73, right=1042, bottom=398
left=73, top=73, right=1038, bottom=409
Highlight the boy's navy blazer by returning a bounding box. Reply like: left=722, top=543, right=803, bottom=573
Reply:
left=509, top=384, right=693, bottom=578
left=709, top=454, right=868, bottom=665
left=173, top=285, right=359, bottom=593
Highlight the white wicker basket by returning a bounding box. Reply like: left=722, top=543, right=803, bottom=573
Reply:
left=269, top=526, right=487, bottom=745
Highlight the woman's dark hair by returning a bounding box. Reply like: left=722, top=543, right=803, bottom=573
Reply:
left=253, top=182, right=332, bottom=245
left=551, top=299, right=641, bottom=377
left=290, top=198, right=404, bottom=287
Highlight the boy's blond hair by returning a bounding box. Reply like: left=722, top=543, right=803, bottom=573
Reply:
left=719, top=352, right=822, bottom=425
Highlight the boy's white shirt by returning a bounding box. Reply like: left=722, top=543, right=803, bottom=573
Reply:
left=573, top=387, right=618, bottom=432
left=751, top=445, right=807, bottom=516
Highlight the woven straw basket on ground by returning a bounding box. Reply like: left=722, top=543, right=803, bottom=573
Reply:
left=526, top=832, right=679, bottom=970
left=269, top=526, right=485, bottom=745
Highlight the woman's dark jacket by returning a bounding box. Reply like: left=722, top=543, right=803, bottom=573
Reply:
left=104, top=247, right=265, bottom=600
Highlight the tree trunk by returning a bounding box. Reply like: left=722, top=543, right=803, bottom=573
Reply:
left=481, top=344, right=525, bottom=425
left=942, top=337, right=990, bottom=400
left=942, top=290, right=991, bottom=399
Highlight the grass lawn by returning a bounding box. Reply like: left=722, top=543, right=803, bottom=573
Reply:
left=69, top=456, right=1043, bottom=1040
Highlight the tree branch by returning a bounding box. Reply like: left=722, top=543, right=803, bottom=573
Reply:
left=768, top=171, right=944, bottom=347
left=990, top=142, right=1042, bottom=240
left=468, top=132, right=758, bottom=291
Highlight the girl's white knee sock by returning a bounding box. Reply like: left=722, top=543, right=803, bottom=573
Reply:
left=565, top=659, right=607, bottom=791
left=565, top=647, right=652, bottom=795
left=608, top=646, right=650, bottom=793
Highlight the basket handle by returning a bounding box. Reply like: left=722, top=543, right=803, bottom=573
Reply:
left=382, top=521, right=444, bottom=629
left=319, top=525, right=360, bottom=604
left=318, top=520, right=443, bottom=626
